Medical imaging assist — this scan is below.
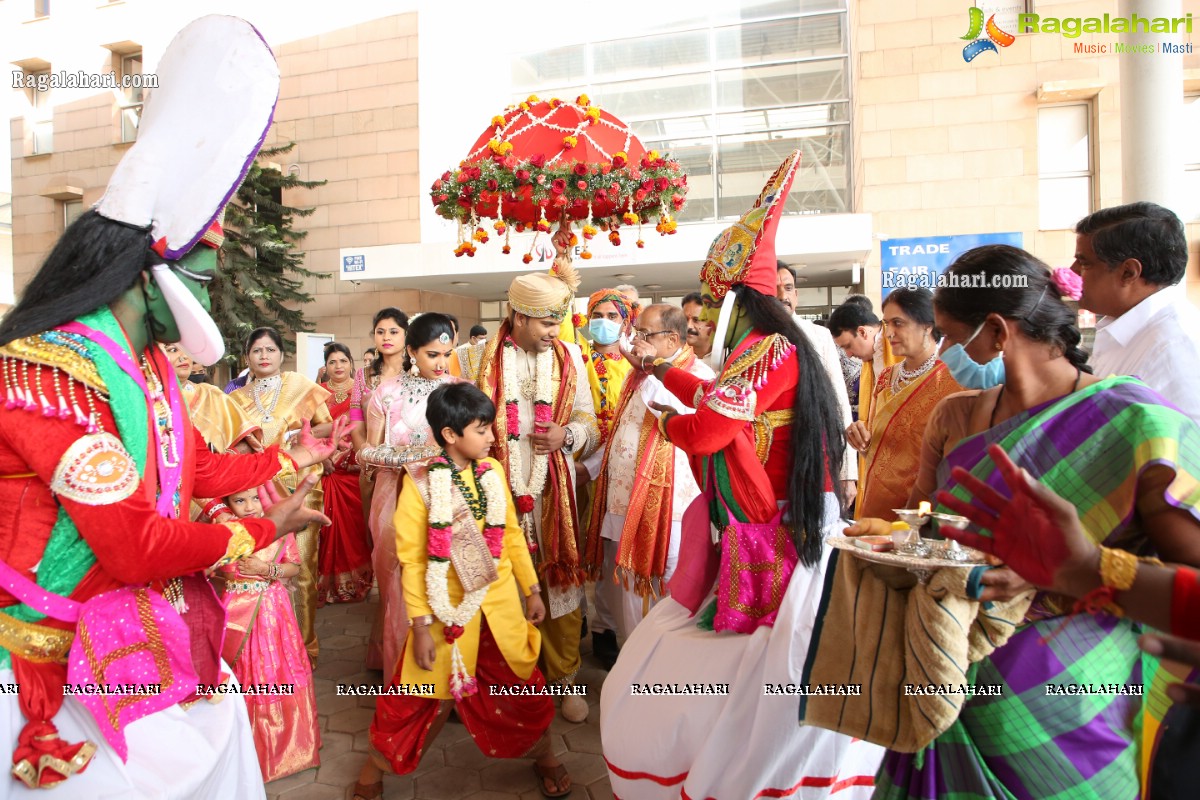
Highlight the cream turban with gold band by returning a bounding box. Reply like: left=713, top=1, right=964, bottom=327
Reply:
left=507, top=257, right=581, bottom=322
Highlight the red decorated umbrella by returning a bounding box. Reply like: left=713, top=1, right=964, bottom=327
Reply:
left=431, top=95, right=688, bottom=259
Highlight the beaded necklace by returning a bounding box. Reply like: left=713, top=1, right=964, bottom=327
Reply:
left=250, top=374, right=283, bottom=422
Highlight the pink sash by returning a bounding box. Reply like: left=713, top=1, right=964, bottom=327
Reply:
left=0, top=560, right=197, bottom=762
left=712, top=503, right=797, bottom=634
left=667, top=482, right=719, bottom=615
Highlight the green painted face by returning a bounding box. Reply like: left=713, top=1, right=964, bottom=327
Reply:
left=699, top=281, right=750, bottom=352
left=145, top=246, right=216, bottom=344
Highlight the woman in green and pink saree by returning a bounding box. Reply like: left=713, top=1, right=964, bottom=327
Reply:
left=876, top=245, right=1200, bottom=800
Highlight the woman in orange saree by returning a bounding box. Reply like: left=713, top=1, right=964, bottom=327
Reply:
left=849, top=288, right=962, bottom=521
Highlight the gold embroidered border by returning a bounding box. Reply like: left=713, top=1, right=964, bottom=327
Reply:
left=0, top=612, right=73, bottom=664
left=11, top=741, right=96, bottom=789
left=0, top=341, right=106, bottom=394
left=213, top=521, right=256, bottom=569
left=751, top=409, right=796, bottom=465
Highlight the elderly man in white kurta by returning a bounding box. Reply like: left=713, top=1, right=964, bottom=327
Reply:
left=583, top=304, right=715, bottom=647
left=472, top=261, right=599, bottom=723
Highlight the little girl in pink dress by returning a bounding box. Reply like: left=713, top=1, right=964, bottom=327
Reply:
left=218, top=488, right=321, bottom=782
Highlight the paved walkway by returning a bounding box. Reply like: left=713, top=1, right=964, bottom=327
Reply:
left=265, top=592, right=614, bottom=800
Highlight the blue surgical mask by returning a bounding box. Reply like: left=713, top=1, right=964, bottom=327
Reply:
left=589, top=318, right=621, bottom=345
left=939, top=322, right=1005, bottom=389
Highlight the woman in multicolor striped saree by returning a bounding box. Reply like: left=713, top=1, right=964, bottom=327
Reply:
left=877, top=245, right=1200, bottom=800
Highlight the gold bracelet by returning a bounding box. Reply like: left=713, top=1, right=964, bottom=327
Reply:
left=1098, top=546, right=1137, bottom=592
left=212, top=522, right=256, bottom=570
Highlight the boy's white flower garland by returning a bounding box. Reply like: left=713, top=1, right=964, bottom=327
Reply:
left=501, top=340, right=555, bottom=503
left=425, top=457, right=508, bottom=700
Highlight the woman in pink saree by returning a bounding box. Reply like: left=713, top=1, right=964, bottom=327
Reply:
left=358, top=313, right=460, bottom=681
left=217, top=488, right=320, bottom=782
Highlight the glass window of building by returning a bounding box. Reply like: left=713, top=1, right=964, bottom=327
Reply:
left=510, top=0, right=850, bottom=222
left=1184, top=94, right=1199, bottom=222
left=119, top=52, right=144, bottom=143
left=1037, top=103, right=1093, bottom=230
left=28, top=70, right=53, bottom=155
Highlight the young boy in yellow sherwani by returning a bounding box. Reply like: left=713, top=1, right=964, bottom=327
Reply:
left=352, top=383, right=572, bottom=799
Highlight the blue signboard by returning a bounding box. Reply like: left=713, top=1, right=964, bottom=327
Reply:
left=880, top=232, right=1023, bottom=298
left=343, top=254, right=365, bottom=273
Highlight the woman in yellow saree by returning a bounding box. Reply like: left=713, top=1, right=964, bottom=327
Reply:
left=848, top=288, right=961, bottom=520
left=229, top=327, right=333, bottom=665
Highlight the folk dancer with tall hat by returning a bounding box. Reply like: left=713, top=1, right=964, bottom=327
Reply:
left=599, top=151, right=883, bottom=799
left=0, top=15, right=346, bottom=797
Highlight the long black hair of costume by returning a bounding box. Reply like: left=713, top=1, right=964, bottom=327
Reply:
left=731, top=286, right=846, bottom=567
left=0, top=210, right=161, bottom=345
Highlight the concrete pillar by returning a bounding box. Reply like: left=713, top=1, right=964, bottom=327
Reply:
left=1118, top=0, right=1186, bottom=215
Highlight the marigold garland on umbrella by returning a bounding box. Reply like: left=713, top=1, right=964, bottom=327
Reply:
left=431, top=96, right=688, bottom=258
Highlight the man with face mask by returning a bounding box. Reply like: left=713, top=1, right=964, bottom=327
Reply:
left=581, top=289, right=637, bottom=446
left=0, top=15, right=346, bottom=796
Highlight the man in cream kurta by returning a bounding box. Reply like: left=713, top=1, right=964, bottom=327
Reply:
left=584, top=304, right=714, bottom=646
left=473, top=262, right=599, bottom=722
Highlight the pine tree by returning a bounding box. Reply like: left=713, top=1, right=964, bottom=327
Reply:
left=211, top=142, right=328, bottom=364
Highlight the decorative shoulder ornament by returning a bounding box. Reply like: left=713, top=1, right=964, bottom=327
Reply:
left=703, top=334, right=795, bottom=422
left=50, top=432, right=139, bottom=506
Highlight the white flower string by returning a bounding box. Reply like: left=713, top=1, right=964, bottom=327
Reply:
left=424, top=456, right=507, bottom=700
left=502, top=340, right=554, bottom=512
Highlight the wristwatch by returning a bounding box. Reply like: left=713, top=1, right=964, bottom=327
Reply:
left=563, top=426, right=576, bottom=453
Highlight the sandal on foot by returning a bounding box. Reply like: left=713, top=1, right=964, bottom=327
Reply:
left=533, top=761, right=572, bottom=798
left=351, top=780, right=383, bottom=800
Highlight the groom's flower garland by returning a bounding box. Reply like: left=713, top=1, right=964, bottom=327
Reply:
left=426, top=454, right=507, bottom=700
left=502, top=338, right=554, bottom=541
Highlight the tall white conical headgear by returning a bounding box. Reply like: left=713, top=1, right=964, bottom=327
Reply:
left=96, top=15, right=279, bottom=364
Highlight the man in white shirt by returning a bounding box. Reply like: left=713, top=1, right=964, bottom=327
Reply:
left=582, top=304, right=714, bottom=662
left=1073, top=202, right=1200, bottom=421
left=776, top=264, right=859, bottom=508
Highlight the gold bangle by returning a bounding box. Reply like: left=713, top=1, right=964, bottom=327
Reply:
left=1099, top=546, right=1137, bottom=592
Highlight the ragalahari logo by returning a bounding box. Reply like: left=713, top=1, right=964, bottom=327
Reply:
left=961, top=7, right=1016, bottom=61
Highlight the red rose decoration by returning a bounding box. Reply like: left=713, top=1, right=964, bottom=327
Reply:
left=456, top=172, right=470, bottom=184
left=433, top=194, right=448, bottom=203
left=655, top=177, right=669, bottom=192
left=432, top=179, right=443, bottom=190
left=634, top=188, right=648, bottom=202
left=503, top=154, right=518, bottom=169
left=515, top=169, right=531, bottom=183
left=672, top=194, right=685, bottom=210
left=572, top=163, right=588, bottom=177
left=443, top=624, right=465, bottom=643
left=550, top=178, right=567, bottom=195
left=611, top=154, right=627, bottom=168
left=595, top=189, right=608, bottom=202
left=529, top=153, right=546, bottom=168
left=441, top=171, right=451, bottom=181
left=516, top=495, right=535, bottom=514
left=641, top=179, right=653, bottom=192
left=486, top=178, right=499, bottom=191
left=576, top=180, right=587, bottom=190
